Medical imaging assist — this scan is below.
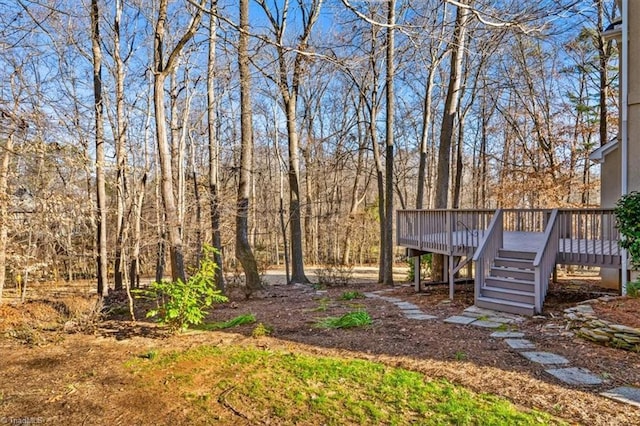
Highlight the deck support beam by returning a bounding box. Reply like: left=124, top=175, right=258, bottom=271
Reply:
left=448, top=254, right=455, bottom=300
left=414, top=255, right=421, bottom=291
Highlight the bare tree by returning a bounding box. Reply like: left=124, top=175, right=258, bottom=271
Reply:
left=382, top=0, right=396, bottom=285
left=91, top=0, right=109, bottom=297
left=434, top=1, right=470, bottom=209
left=207, top=0, right=225, bottom=292
left=256, top=0, right=323, bottom=284
left=152, top=0, right=206, bottom=282
left=237, top=0, right=264, bottom=294
left=112, top=0, right=128, bottom=291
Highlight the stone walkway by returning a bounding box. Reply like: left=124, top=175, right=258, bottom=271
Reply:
left=364, top=289, right=640, bottom=408
left=364, top=290, right=437, bottom=320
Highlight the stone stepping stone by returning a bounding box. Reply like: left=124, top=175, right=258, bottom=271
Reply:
left=444, top=315, right=477, bottom=325
left=601, top=387, right=640, bottom=408
left=545, top=367, right=603, bottom=386
left=505, top=339, right=535, bottom=350
left=395, top=302, right=419, bottom=310
left=486, top=316, right=516, bottom=324
left=490, top=331, right=525, bottom=338
left=406, top=313, right=438, bottom=320
left=463, top=306, right=499, bottom=316
left=402, top=309, right=425, bottom=316
left=379, top=297, right=403, bottom=303
left=471, top=320, right=503, bottom=329
left=520, top=351, right=569, bottom=365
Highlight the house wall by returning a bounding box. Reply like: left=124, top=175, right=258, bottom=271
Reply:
left=598, top=3, right=640, bottom=289
left=600, top=147, right=622, bottom=288
left=628, top=3, right=640, bottom=194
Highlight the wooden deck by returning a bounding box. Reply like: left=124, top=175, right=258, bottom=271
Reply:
left=397, top=208, right=622, bottom=316
left=397, top=209, right=622, bottom=269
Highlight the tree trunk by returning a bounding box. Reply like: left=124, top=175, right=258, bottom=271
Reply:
left=597, top=0, right=610, bottom=147
left=152, top=0, right=206, bottom=283
left=113, top=0, right=127, bottom=292
left=0, top=133, right=15, bottom=304
left=452, top=115, right=465, bottom=208
left=207, top=0, right=225, bottom=292
left=382, top=0, right=396, bottom=286
left=91, top=0, right=109, bottom=297
left=432, top=1, right=470, bottom=282
left=237, top=0, right=264, bottom=295
left=284, top=97, right=309, bottom=283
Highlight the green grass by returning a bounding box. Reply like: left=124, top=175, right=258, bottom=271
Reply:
left=316, top=310, right=372, bottom=329
left=195, top=313, right=256, bottom=330
left=311, top=297, right=331, bottom=312
left=128, top=344, right=567, bottom=425
left=339, top=291, right=365, bottom=301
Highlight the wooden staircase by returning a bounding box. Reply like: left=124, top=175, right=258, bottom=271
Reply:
left=476, top=249, right=536, bottom=316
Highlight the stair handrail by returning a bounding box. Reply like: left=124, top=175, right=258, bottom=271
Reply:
left=532, top=209, right=560, bottom=314
left=472, top=209, right=504, bottom=305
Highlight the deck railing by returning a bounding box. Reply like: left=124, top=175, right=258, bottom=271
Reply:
left=472, top=209, right=504, bottom=304
left=398, top=208, right=621, bottom=268
left=556, top=209, right=621, bottom=266
left=533, top=209, right=560, bottom=313
left=503, top=209, right=552, bottom=233
left=397, top=209, right=494, bottom=255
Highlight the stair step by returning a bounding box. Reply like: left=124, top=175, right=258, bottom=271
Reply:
left=498, top=249, right=536, bottom=261
left=484, top=276, right=535, bottom=292
left=494, top=257, right=534, bottom=269
left=476, top=296, right=535, bottom=316
left=481, top=286, right=535, bottom=304
left=490, top=266, right=535, bottom=280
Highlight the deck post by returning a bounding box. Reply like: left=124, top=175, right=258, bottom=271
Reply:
left=448, top=254, right=455, bottom=299
left=414, top=255, right=421, bottom=291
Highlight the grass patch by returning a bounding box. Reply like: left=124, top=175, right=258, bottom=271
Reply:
left=128, top=344, right=566, bottom=425
left=196, top=314, right=256, bottom=331
left=316, top=311, right=372, bottom=329
left=311, top=297, right=331, bottom=312
left=339, top=291, right=365, bottom=301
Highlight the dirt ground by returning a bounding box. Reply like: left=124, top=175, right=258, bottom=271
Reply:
left=1, top=267, right=640, bottom=425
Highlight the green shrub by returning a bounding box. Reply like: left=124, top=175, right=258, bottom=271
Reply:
left=627, top=281, right=640, bottom=298
left=317, top=311, right=372, bottom=329
left=339, top=291, right=365, bottom=301
left=252, top=322, right=273, bottom=337
left=142, top=245, right=228, bottom=332
left=615, top=191, right=640, bottom=269
left=615, top=192, right=640, bottom=294
left=199, top=314, right=256, bottom=330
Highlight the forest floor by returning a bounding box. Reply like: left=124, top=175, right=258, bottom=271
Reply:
left=1, top=267, right=640, bottom=425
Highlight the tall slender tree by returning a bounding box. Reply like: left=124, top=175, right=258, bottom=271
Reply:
left=256, top=0, right=323, bottom=284
left=207, top=0, right=225, bottom=292
left=382, top=0, right=396, bottom=286
left=152, top=0, right=206, bottom=283
left=91, top=0, right=109, bottom=297
left=237, top=0, right=264, bottom=294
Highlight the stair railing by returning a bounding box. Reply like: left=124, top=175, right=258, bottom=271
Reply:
left=472, top=209, right=504, bottom=305
left=533, top=209, right=560, bottom=314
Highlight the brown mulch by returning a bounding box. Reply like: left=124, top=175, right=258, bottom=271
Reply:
left=591, top=297, right=640, bottom=329
left=1, top=273, right=640, bottom=425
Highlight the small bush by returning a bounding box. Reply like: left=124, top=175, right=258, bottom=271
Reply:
left=316, top=264, right=354, bottom=287
left=317, top=311, right=372, bottom=329
left=200, top=314, right=256, bottom=330
left=140, top=245, right=228, bottom=332
left=339, top=291, right=365, bottom=301
left=627, top=281, right=640, bottom=298
left=252, top=322, right=273, bottom=337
